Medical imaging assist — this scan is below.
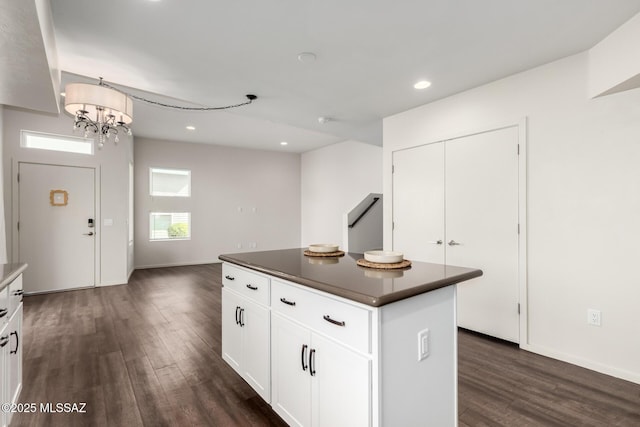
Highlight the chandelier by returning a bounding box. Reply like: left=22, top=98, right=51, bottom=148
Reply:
left=64, top=77, right=258, bottom=149
left=64, top=78, right=133, bottom=149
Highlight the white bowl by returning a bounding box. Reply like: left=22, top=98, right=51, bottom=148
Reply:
left=309, top=244, right=339, bottom=253
left=364, top=250, right=404, bottom=264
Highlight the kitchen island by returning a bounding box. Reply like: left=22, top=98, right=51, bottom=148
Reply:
left=219, top=248, right=482, bottom=427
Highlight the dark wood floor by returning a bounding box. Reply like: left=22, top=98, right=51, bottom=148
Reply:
left=13, top=264, right=640, bottom=427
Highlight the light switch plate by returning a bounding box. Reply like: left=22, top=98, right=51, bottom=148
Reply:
left=418, top=328, right=430, bottom=361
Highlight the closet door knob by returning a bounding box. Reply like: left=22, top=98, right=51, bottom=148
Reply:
left=429, top=240, right=443, bottom=245
left=448, top=240, right=461, bottom=246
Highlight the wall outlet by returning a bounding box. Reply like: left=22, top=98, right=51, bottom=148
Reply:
left=587, top=309, right=601, bottom=326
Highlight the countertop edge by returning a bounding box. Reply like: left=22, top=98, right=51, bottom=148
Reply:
left=0, top=263, right=28, bottom=292
left=219, top=254, right=482, bottom=307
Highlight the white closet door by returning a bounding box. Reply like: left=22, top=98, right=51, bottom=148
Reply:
left=392, top=143, right=445, bottom=264
left=446, top=127, right=520, bottom=343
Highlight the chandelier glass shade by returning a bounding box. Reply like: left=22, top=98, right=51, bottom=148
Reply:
left=64, top=82, right=133, bottom=148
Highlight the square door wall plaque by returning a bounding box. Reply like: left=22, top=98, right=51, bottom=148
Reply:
left=50, top=190, right=68, bottom=206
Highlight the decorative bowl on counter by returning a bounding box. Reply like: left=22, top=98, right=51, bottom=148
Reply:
left=308, top=244, right=339, bottom=253
left=364, top=250, right=404, bottom=264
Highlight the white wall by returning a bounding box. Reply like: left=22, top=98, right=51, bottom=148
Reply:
left=134, top=137, right=301, bottom=268
left=301, top=140, right=382, bottom=249
left=2, top=106, right=133, bottom=286
left=383, top=52, right=640, bottom=384
left=0, top=105, right=6, bottom=263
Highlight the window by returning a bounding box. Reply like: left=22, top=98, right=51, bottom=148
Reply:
left=150, top=168, right=190, bottom=197
left=21, top=130, right=94, bottom=155
left=150, top=212, right=191, bottom=241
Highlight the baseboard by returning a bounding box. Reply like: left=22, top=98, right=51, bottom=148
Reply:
left=521, top=342, right=640, bottom=385
left=134, top=260, right=221, bottom=269
left=97, top=280, right=127, bottom=287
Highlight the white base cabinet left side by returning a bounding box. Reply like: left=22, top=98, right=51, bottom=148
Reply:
left=0, top=273, right=24, bottom=427
left=221, top=265, right=271, bottom=402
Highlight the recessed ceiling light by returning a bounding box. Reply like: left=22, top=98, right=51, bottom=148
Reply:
left=280, top=141, right=288, bottom=146
left=414, top=80, right=432, bottom=90
left=186, top=125, right=196, bottom=130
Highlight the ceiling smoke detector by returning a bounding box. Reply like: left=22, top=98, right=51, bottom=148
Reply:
left=297, top=52, right=317, bottom=63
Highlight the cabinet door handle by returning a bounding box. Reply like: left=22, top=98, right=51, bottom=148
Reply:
left=0, top=335, right=8, bottom=347
left=246, top=284, right=258, bottom=291
left=13, top=290, right=23, bottom=296
left=280, top=297, right=296, bottom=306
left=323, top=315, right=346, bottom=327
left=448, top=240, right=462, bottom=246
left=225, top=275, right=235, bottom=281
left=239, top=308, right=245, bottom=327
left=10, top=331, right=18, bottom=354
left=0, top=308, right=7, bottom=318
left=309, top=349, right=316, bottom=376
left=235, top=306, right=240, bottom=325
left=301, top=344, right=308, bottom=371
left=429, top=240, right=443, bottom=245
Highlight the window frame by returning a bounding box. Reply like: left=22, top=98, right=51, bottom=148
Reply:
left=149, top=167, right=191, bottom=197
left=149, top=212, right=191, bottom=242
left=20, top=130, right=94, bottom=155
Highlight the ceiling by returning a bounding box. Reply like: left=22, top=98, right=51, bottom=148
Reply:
left=6, top=0, right=640, bottom=153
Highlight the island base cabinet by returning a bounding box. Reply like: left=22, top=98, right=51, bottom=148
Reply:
left=271, top=313, right=371, bottom=427
left=221, top=288, right=270, bottom=402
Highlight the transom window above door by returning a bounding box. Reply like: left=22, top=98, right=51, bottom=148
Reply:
left=149, top=167, right=191, bottom=197
left=21, top=130, right=94, bottom=155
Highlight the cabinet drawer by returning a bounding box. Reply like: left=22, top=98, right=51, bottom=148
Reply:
left=0, top=287, right=8, bottom=324
left=271, top=279, right=371, bottom=354
left=8, top=275, right=23, bottom=318
left=222, top=264, right=270, bottom=306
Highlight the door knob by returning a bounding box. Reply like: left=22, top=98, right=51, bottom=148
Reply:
left=448, top=240, right=461, bottom=246
left=83, top=232, right=94, bottom=236
left=429, top=240, right=443, bottom=245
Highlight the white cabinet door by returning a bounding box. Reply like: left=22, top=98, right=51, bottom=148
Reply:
left=446, top=127, right=520, bottom=342
left=0, top=323, right=8, bottom=427
left=312, top=333, right=371, bottom=427
left=392, top=143, right=445, bottom=264
left=6, top=303, right=22, bottom=426
left=241, top=298, right=270, bottom=402
left=222, top=288, right=271, bottom=402
left=221, top=288, right=243, bottom=371
left=271, top=313, right=312, bottom=427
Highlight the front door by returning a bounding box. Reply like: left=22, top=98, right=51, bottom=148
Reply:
left=18, top=163, right=96, bottom=293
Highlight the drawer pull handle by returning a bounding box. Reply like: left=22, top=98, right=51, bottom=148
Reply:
left=0, top=308, right=7, bottom=318
left=323, top=315, right=346, bottom=327
left=301, top=344, right=308, bottom=371
left=280, top=298, right=296, bottom=306
left=225, top=275, right=235, bottom=281
left=0, top=335, right=8, bottom=348
left=13, top=290, right=23, bottom=296
left=309, top=349, right=316, bottom=376
left=10, top=331, right=18, bottom=354
left=246, top=284, right=258, bottom=291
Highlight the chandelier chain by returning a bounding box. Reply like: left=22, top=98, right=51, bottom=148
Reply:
left=100, top=80, right=257, bottom=111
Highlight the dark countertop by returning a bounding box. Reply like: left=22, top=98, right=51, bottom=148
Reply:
left=0, top=263, right=28, bottom=292
left=219, top=248, right=482, bottom=307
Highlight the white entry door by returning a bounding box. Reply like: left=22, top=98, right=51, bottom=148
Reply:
left=446, top=127, right=520, bottom=343
left=19, top=163, right=96, bottom=293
